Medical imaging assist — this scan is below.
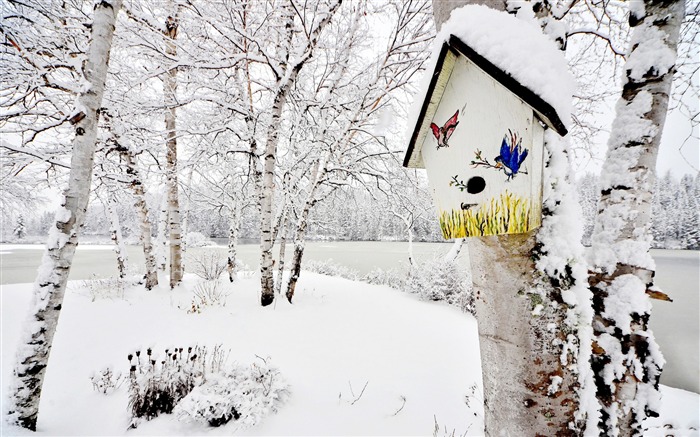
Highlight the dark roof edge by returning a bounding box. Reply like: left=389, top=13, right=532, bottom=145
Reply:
left=447, top=35, right=568, bottom=137
left=403, top=43, right=455, bottom=168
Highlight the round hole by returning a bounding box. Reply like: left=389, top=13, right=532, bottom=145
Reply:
left=466, top=176, right=486, bottom=194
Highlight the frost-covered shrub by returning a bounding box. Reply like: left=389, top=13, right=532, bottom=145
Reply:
left=361, top=268, right=404, bottom=290
left=404, top=257, right=474, bottom=314
left=189, top=280, right=230, bottom=312
left=127, top=346, right=216, bottom=427
left=174, top=359, right=289, bottom=428
left=185, top=231, right=209, bottom=248
left=126, top=345, right=288, bottom=429
left=189, top=249, right=227, bottom=281
left=90, top=367, right=125, bottom=394
left=81, top=275, right=131, bottom=301
left=304, top=259, right=359, bottom=280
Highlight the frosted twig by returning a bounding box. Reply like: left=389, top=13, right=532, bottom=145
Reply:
left=391, top=395, right=407, bottom=416
left=348, top=380, right=369, bottom=405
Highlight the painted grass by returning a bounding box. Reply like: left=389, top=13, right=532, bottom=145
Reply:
left=439, top=191, right=532, bottom=239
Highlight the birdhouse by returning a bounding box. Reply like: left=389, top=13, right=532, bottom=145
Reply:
left=404, top=35, right=567, bottom=239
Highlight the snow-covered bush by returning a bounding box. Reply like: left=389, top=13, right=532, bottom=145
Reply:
left=185, top=231, right=209, bottom=248
left=90, top=367, right=125, bottom=394
left=81, top=275, right=129, bottom=301
left=189, top=280, right=230, bottom=311
left=126, top=345, right=288, bottom=429
left=404, top=257, right=474, bottom=314
left=304, top=259, right=359, bottom=281
left=127, top=346, right=210, bottom=427
left=189, top=249, right=227, bottom=281
left=362, top=267, right=404, bottom=290
left=174, top=358, right=289, bottom=428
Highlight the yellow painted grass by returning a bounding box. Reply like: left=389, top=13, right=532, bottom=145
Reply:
left=439, top=191, right=532, bottom=239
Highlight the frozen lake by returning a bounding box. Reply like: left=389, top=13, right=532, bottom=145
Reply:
left=1, top=242, right=697, bottom=394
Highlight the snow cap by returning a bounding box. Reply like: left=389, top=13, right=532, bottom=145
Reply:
left=405, top=5, right=574, bottom=167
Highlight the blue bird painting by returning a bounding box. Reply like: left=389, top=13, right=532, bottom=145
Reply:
left=494, top=130, right=528, bottom=181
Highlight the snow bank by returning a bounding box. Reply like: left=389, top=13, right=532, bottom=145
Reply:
left=1, top=274, right=482, bottom=435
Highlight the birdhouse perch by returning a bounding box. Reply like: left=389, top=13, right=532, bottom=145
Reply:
left=404, top=35, right=567, bottom=239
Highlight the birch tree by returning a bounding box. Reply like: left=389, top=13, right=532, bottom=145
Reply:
left=588, top=1, right=685, bottom=435
left=163, top=8, right=183, bottom=288
left=283, top=0, right=433, bottom=302
left=5, top=0, right=122, bottom=429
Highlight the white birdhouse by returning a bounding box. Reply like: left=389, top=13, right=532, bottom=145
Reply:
left=404, top=35, right=567, bottom=239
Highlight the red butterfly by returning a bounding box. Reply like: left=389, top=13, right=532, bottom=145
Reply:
left=430, top=110, right=459, bottom=150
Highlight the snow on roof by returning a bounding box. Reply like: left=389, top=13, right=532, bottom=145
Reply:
left=405, top=5, right=574, bottom=166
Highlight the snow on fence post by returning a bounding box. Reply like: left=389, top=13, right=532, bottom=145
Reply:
left=406, top=3, right=592, bottom=435
left=5, top=0, right=122, bottom=430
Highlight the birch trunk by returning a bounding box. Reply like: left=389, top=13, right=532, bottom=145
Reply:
left=274, top=206, right=288, bottom=295
left=258, top=1, right=341, bottom=306
left=285, top=199, right=317, bottom=303
left=5, top=0, right=121, bottom=429
left=588, top=1, right=684, bottom=435
left=156, top=196, right=168, bottom=271
left=227, top=203, right=241, bottom=282
left=122, top=146, right=158, bottom=289
left=444, top=238, right=465, bottom=262
left=259, top=90, right=285, bottom=306
left=164, top=12, right=182, bottom=288
left=107, top=196, right=128, bottom=279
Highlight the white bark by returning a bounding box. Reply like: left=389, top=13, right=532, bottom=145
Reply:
left=274, top=205, right=289, bottom=295
left=107, top=196, right=128, bottom=279
left=164, top=11, right=182, bottom=289
left=122, top=146, right=158, bottom=289
left=443, top=238, right=465, bottom=262
left=259, top=1, right=341, bottom=306
left=5, top=0, right=121, bottom=429
left=156, top=195, right=168, bottom=272
left=589, top=1, right=684, bottom=435
left=227, top=203, right=242, bottom=283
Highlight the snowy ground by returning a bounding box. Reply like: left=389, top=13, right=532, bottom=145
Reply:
left=1, top=272, right=698, bottom=435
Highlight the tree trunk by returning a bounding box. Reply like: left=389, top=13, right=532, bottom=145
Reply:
left=156, top=195, right=168, bottom=271
left=588, top=1, right=684, bottom=435
left=285, top=200, right=316, bottom=303
left=444, top=238, right=465, bottom=262
left=107, top=196, right=128, bottom=279
left=274, top=205, right=289, bottom=295
left=164, top=11, right=182, bottom=288
left=227, top=203, right=241, bottom=282
left=258, top=1, right=340, bottom=306
left=469, top=231, right=581, bottom=436
left=5, top=0, right=121, bottom=429
left=122, top=146, right=158, bottom=289
left=258, top=89, right=286, bottom=306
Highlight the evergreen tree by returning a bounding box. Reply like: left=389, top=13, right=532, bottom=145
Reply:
left=13, top=214, right=26, bottom=240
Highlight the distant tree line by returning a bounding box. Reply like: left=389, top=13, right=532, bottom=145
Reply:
left=9, top=171, right=697, bottom=250
left=577, top=172, right=700, bottom=250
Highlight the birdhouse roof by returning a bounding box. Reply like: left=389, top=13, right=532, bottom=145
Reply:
left=404, top=35, right=569, bottom=169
